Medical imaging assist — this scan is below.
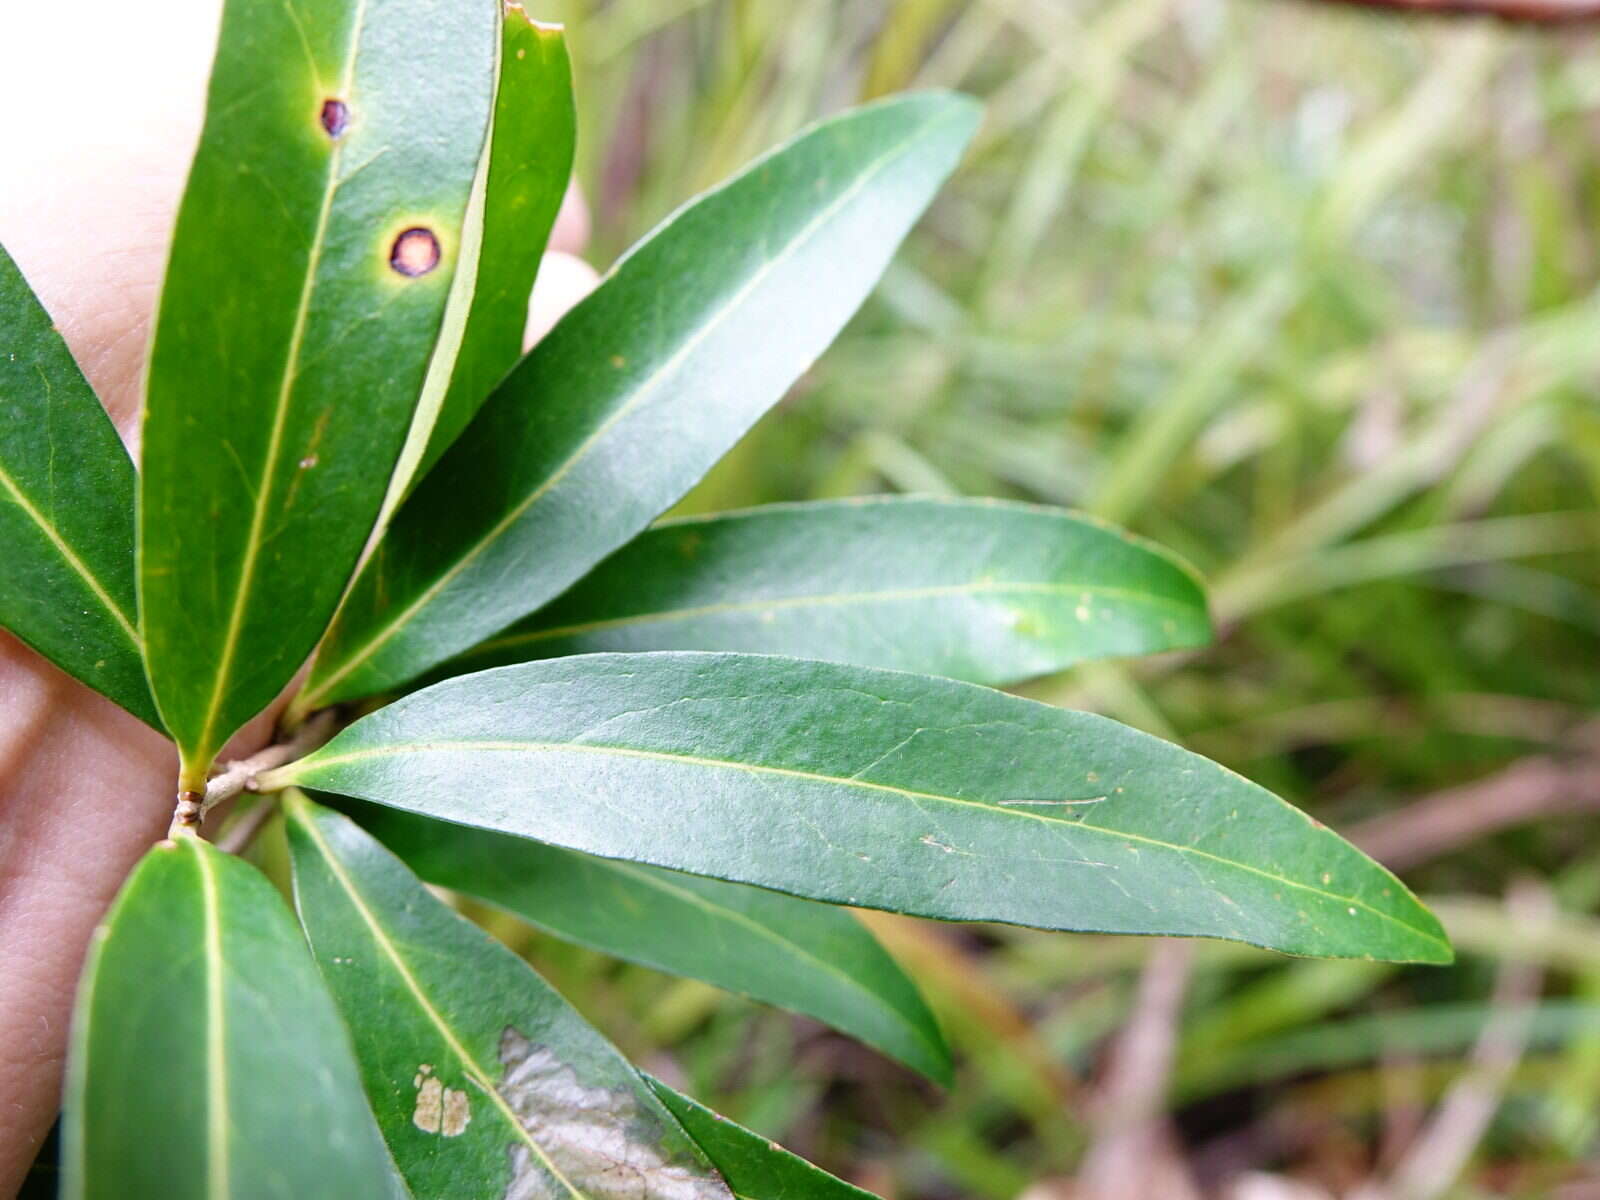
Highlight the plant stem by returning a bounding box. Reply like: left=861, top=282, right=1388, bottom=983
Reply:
left=165, top=709, right=339, bottom=841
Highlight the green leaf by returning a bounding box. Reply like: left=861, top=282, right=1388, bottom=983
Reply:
left=380, top=15, right=576, bottom=514
left=647, top=1078, right=878, bottom=1200
left=296, top=92, right=982, bottom=712
left=348, top=801, right=951, bottom=1082
left=61, top=837, right=399, bottom=1199
left=270, top=652, right=1452, bottom=963
left=139, top=0, right=500, bottom=781
left=0, top=244, right=157, bottom=727
left=283, top=792, right=735, bottom=1200
left=444, top=497, right=1210, bottom=684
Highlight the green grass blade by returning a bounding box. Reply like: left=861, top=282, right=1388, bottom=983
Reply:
left=138, top=0, right=499, bottom=780
left=269, top=652, right=1452, bottom=963
left=297, top=93, right=981, bottom=711
left=444, top=497, right=1209, bottom=683
left=283, top=793, right=733, bottom=1199
left=0, top=244, right=158, bottom=727
left=61, top=838, right=398, bottom=1199
left=350, top=801, right=952, bottom=1083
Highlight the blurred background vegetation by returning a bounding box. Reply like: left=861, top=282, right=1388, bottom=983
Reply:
left=498, top=2, right=1600, bottom=1195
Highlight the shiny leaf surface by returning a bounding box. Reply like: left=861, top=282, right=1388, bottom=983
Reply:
left=61, top=837, right=397, bottom=1199
left=352, top=801, right=950, bottom=1081
left=271, top=653, right=1452, bottom=962
left=139, top=0, right=499, bottom=778
left=447, top=497, right=1209, bottom=683
left=284, top=794, right=734, bottom=1199
left=648, top=1079, right=878, bottom=1200
left=381, top=14, right=575, bottom=511
left=298, top=93, right=980, bottom=710
left=0, top=244, right=156, bottom=726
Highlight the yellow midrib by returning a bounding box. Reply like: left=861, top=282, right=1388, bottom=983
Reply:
left=288, top=798, right=590, bottom=1199
left=286, top=738, right=1446, bottom=953
left=480, top=578, right=1198, bottom=654
left=193, top=844, right=231, bottom=1200
left=190, top=0, right=370, bottom=765
left=300, top=105, right=968, bottom=709
left=0, top=460, right=140, bottom=648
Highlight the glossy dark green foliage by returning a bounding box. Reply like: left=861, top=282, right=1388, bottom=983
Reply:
left=62, top=837, right=398, bottom=1199
left=648, top=1079, right=879, bottom=1200
left=274, top=652, right=1451, bottom=963
left=0, top=246, right=156, bottom=727
left=447, top=497, right=1210, bottom=683
left=299, top=93, right=982, bottom=710
left=139, top=0, right=500, bottom=776
left=284, top=795, right=734, bottom=1200
left=385, top=15, right=576, bottom=504
left=349, top=800, right=951, bottom=1081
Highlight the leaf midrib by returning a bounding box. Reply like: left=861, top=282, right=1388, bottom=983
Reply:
left=193, top=844, right=230, bottom=1200
left=0, top=459, right=140, bottom=648
left=480, top=579, right=1198, bottom=654
left=190, top=0, right=369, bottom=762
left=288, top=801, right=589, bottom=1199
left=302, top=103, right=969, bottom=707
left=287, top=739, right=1445, bottom=951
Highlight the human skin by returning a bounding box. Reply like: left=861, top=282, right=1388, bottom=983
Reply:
left=0, top=4, right=596, bottom=1190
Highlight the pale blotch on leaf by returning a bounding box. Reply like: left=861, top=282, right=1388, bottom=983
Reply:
left=497, top=1028, right=730, bottom=1200
left=412, top=1064, right=471, bottom=1137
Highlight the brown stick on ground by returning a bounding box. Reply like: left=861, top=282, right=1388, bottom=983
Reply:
left=1310, top=0, right=1600, bottom=21
left=1349, top=726, right=1600, bottom=871
left=1075, top=941, right=1202, bottom=1200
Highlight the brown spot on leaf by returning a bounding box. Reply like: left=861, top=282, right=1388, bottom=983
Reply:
left=390, top=228, right=441, bottom=277
left=320, top=99, right=349, bottom=138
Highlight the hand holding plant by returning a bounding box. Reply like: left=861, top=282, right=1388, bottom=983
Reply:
left=0, top=0, right=1449, bottom=1195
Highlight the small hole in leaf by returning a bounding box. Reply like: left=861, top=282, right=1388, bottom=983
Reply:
left=320, top=99, right=349, bottom=138
left=390, top=228, right=441, bottom=277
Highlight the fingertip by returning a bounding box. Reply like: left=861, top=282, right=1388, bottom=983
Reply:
left=524, top=251, right=599, bottom=348
left=548, top=179, right=589, bottom=256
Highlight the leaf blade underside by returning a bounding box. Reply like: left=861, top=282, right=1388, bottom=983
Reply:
left=273, top=652, right=1452, bottom=963
left=445, top=496, right=1210, bottom=684
left=350, top=801, right=951, bottom=1082
left=298, top=92, right=982, bottom=711
left=138, top=0, right=499, bottom=777
left=284, top=793, right=735, bottom=1200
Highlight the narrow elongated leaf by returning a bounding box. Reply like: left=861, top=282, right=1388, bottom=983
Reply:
left=284, top=793, right=734, bottom=1199
left=350, top=801, right=951, bottom=1082
left=446, top=497, right=1210, bottom=683
left=297, top=93, right=981, bottom=712
left=62, top=837, right=398, bottom=1199
left=139, top=0, right=499, bottom=780
left=0, top=246, right=158, bottom=727
left=380, top=15, right=575, bottom=513
left=647, top=1079, right=878, bottom=1200
left=271, top=653, right=1452, bottom=963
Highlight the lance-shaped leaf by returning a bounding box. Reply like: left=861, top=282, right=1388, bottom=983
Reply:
left=296, top=93, right=981, bottom=713
left=444, top=497, right=1209, bottom=683
left=647, top=1079, right=878, bottom=1200
left=283, top=793, right=735, bottom=1200
left=351, top=802, right=951, bottom=1082
left=61, top=837, right=399, bottom=1199
left=379, top=15, right=576, bottom=515
left=269, top=653, right=1452, bottom=963
left=139, top=0, right=499, bottom=781
left=0, top=245, right=157, bottom=727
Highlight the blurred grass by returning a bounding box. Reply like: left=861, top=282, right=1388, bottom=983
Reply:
left=512, top=2, right=1600, bottom=1195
